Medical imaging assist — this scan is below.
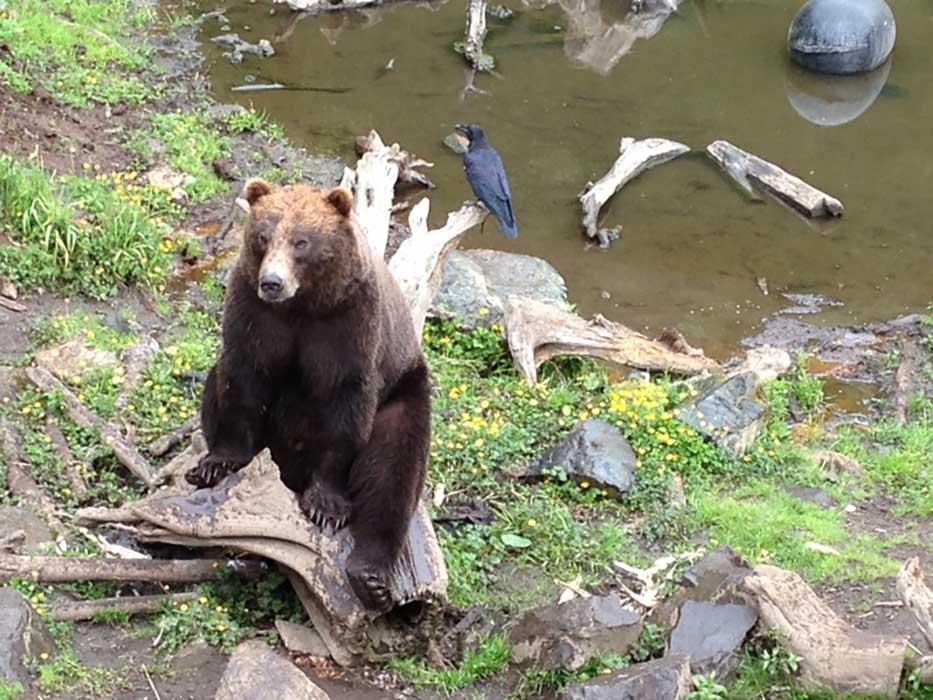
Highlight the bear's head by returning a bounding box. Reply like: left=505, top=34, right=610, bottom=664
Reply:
left=239, top=178, right=370, bottom=307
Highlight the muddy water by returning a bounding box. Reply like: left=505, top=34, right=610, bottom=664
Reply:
left=191, top=0, right=933, bottom=358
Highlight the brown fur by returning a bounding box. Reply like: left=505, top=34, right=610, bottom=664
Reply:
left=187, top=180, right=431, bottom=612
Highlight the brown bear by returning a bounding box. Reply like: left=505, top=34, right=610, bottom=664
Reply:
left=185, top=178, right=431, bottom=613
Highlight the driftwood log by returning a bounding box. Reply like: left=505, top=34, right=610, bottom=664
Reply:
left=742, top=564, right=905, bottom=698
left=50, top=593, right=198, bottom=622
left=579, top=137, right=689, bottom=247
left=340, top=131, right=400, bottom=259
left=0, top=553, right=266, bottom=584
left=389, top=198, right=487, bottom=336
left=706, top=140, right=844, bottom=219
left=896, top=557, right=933, bottom=648
left=25, top=366, right=158, bottom=488
left=76, top=451, right=448, bottom=666
left=462, top=0, right=492, bottom=71
left=504, top=297, right=719, bottom=385
left=355, top=133, right=435, bottom=190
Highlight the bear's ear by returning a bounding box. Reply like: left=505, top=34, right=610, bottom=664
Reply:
left=243, top=178, right=273, bottom=206
left=326, top=187, right=353, bottom=218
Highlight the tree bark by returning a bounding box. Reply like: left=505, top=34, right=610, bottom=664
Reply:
left=49, top=593, right=198, bottom=622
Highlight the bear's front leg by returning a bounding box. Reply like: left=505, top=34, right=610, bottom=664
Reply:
left=186, top=360, right=272, bottom=489
left=345, top=364, right=431, bottom=613
left=299, top=457, right=352, bottom=533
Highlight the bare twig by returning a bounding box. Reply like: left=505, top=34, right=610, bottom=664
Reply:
left=147, top=415, right=202, bottom=457
left=142, top=665, right=163, bottom=700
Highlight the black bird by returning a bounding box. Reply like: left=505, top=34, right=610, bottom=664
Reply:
left=455, top=124, right=518, bottom=240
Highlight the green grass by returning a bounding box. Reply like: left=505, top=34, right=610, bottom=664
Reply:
left=0, top=0, right=153, bottom=106
left=387, top=634, right=511, bottom=695
left=0, top=156, right=170, bottom=298
left=0, top=681, right=24, bottom=700
left=224, top=105, right=285, bottom=140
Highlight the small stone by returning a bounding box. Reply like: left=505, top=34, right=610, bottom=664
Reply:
left=526, top=419, right=636, bottom=495
left=0, top=277, right=17, bottom=300
left=785, top=485, right=835, bottom=509
left=560, top=654, right=692, bottom=700
left=215, top=640, right=330, bottom=700
left=34, top=338, right=119, bottom=381
left=509, top=594, right=642, bottom=670
left=274, top=620, right=331, bottom=658
left=0, top=587, right=54, bottom=689
left=729, top=346, right=792, bottom=384
left=668, top=601, right=757, bottom=680
left=443, top=132, right=469, bottom=155
left=844, top=504, right=857, bottom=514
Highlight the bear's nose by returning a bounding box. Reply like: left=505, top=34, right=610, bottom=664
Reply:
left=260, top=274, right=284, bottom=295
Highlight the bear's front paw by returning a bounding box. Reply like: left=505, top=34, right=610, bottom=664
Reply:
left=299, top=481, right=351, bottom=533
left=185, top=454, right=241, bottom=488
left=346, top=559, right=393, bottom=614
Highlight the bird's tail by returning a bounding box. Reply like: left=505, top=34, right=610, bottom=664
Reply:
left=497, top=211, right=518, bottom=240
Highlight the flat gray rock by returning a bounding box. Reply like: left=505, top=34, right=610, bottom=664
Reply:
left=676, top=373, right=766, bottom=456
left=431, top=249, right=568, bottom=328
left=215, top=641, right=329, bottom=700
left=561, top=653, right=692, bottom=700
left=510, top=594, right=642, bottom=670
left=0, top=506, right=53, bottom=554
left=527, top=419, right=635, bottom=494
left=669, top=600, right=758, bottom=680
left=785, top=485, right=835, bottom=509
left=275, top=620, right=331, bottom=658
left=0, top=587, right=54, bottom=688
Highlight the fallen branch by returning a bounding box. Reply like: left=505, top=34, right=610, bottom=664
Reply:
left=355, top=133, right=435, bottom=190
left=896, top=557, right=933, bottom=648
left=0, top=553, right=267, bottom=584
left=706, top=140, right=844, bottom=219
left=114, top=336, right=160, bottom=415
left=1, top=420, right=65, bottom=533
left=893, top=341, right=923, bottom=426
left=274, top=0, right=381, bottom=11
left=579, top=137, right=689, bottom=247
left=504, top=297, right=719, bottom=385
left=49, top=592, right=198, bottom=622
left=25, top=366, right=158, bottom=488
left=147, top=415, right=201, bottom=457
left=612, top=550, right=703, bottom=608
left=388, top=199, right=487, bottom=336
left=0, top=297, right=26, bottom=313
left=743, top=564, right=904, bottom=698
left=44, top=417, right=90, bottom=501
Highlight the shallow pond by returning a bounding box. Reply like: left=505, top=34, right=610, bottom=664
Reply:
left=191, top=0, right=933, bottom=358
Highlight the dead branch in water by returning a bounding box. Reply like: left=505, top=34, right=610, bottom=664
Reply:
left=462, top=0, right=493, bottom=71
left=503, top=297, right=719, bottom=385
left=579, top=137, right=689, bottom=247
left=706, top=140, right=844, bottom=218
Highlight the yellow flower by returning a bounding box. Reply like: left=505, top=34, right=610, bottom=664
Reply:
left=40, top=652, right=49, bottom=660
left=216, top=624, right=227, bottom=632
left=526, top=518, right=537, bottom=527
left=478, top=307, right=490, bottom=316
left=179, top=603, right=189, bottom=612
left=580, top=481, right=590, bottom=489
left=199, top=596, right=208, bottom=604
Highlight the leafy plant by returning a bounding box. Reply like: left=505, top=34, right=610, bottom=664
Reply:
left=689, top=673, right=727, bottom=700
left=387, top=634, right=511, bottom=695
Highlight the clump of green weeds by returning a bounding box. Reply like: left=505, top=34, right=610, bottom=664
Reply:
left=387, top=634, right=511, bottom=695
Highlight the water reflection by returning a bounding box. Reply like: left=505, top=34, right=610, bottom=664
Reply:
left=784, top=59, right=891, bottom=127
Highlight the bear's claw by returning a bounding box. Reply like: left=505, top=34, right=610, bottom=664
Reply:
left=185, top=454, right=242, bottom=488
left=347, top=567, right=393, bottom=614
left=299, top=481, right=351, bottom=533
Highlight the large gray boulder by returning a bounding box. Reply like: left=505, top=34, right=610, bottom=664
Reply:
left=0, top=587, right=54, bottom=689
left=561, top=654, right=692, bottom=700
left=527, top=419, right=636, bottom=495
left=510, top=594, right=642, bottom=670
left=431, top=249, right=568, bottom=328
left=215, top=641, right=330, bottom=700
left=788, top=0, right=895, bottom=75
left=668, top=601, right=757, bottom=680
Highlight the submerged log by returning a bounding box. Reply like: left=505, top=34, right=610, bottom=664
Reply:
left=503, top=297, right=719, bottom=385
left=462, top=0, right=493, bottom=71
left=579, top=137, right=689, bottom=247
left=25, top=367, right=158, bottom=488
left=896, top=557, right=933, bottom=648
left=388, top=199, right=488, bottom=336
left=742, top=564, right=905, bottom=698
left=706, top=140, right=844, bottom=218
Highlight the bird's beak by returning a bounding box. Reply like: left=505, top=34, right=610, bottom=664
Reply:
left=454, top=124, right=468, bottom=136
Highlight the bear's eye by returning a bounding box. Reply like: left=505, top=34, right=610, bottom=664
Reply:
left=294, top=239, right=309, bottom=250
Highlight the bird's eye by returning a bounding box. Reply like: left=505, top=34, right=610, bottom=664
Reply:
left=294, top=239, right=308, bottom=250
